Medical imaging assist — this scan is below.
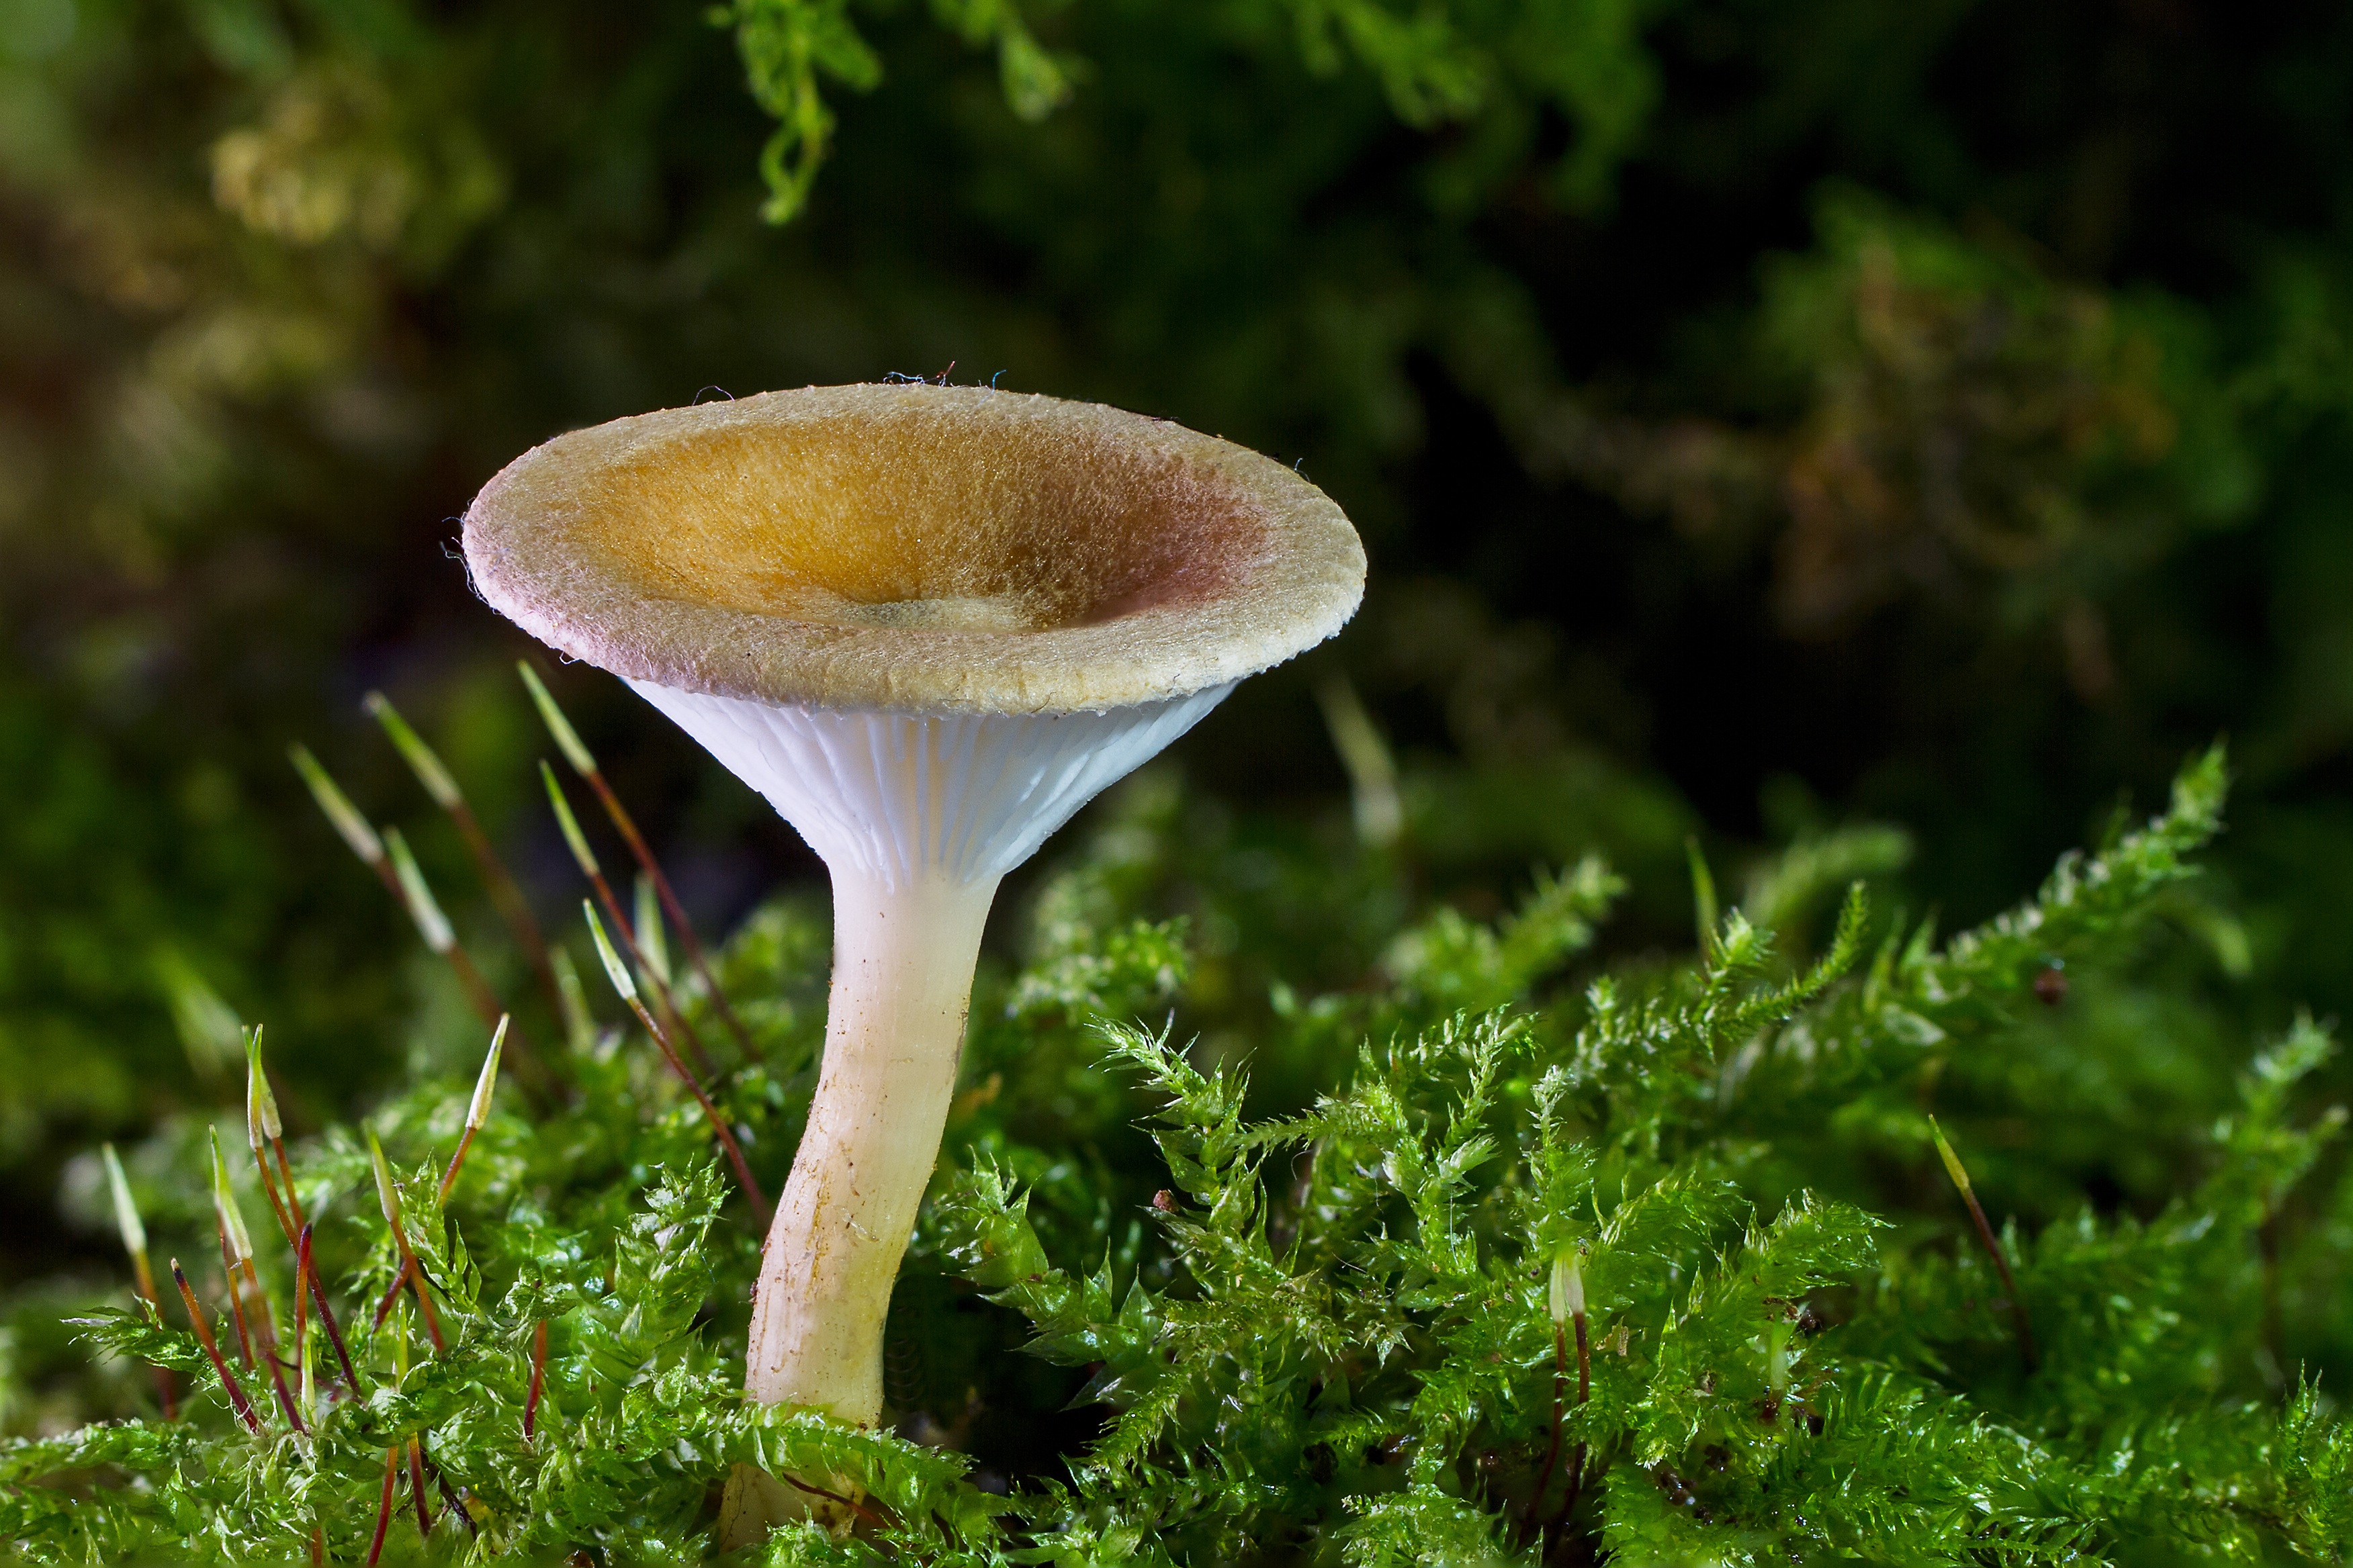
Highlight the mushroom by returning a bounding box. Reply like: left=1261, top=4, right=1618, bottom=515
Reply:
left=461, top=383, right=1362, bottom=1521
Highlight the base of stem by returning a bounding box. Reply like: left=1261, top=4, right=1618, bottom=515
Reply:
left=719, top=1461, right=860, bottom=1549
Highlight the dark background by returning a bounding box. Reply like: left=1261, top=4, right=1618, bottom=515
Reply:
left=5, top=0, right=2351, bottom=1283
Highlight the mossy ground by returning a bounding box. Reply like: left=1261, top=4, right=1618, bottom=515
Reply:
left=9, top=743, right=2348, bottom=1563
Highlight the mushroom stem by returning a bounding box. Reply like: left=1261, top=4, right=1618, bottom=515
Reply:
left=747, top=868, right=998, bottom=1421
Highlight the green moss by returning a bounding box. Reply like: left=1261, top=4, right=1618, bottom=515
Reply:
left=8, top=745, right=2346, bottom=1561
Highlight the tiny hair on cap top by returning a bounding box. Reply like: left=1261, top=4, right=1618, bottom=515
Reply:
left=461, top=383, right=1365, bottom=717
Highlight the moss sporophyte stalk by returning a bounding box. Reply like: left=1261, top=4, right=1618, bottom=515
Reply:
left=460, top=383, right=1366, bottom=1536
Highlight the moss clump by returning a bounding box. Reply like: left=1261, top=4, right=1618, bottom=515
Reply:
left=11, top=744, right=2350, bottom=1563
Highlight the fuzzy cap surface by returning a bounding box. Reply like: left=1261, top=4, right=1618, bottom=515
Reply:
left=463, top=383, right=1365, bottom=714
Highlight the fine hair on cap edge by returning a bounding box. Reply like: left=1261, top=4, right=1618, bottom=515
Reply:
left=461, top=382, right=1367, bottom=717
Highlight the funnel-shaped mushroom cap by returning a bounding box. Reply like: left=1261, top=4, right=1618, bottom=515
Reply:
left=463, top=383, right=1364, bottom=717
left=467, top=384, right=1364, bottom=888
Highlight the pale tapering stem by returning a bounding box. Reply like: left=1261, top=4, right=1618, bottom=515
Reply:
left=744, top=869, right=1000, bottom=1423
